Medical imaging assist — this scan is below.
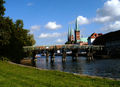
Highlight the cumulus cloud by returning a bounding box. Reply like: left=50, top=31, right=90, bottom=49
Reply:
left=27, top=3, right=33, bottom=6
left=93, top=16, right=112, bottom=23
left=94, top=0, right=120, bottom=23
left=77, top=16, right=89, bottom=25
left=29, top=25, right=40, bottom=34
left=45, top=22, right=62, bottom=30
left=56, top=39, right=64, bottom=43
left=101, top=21, right=120, bottom=32
left=38, top=32, right=61, bottom=38
left=69, top=0, right=120, bottom=27
left=92, top=0, right=120, bottom=32
left=97, top=0, right=120, bottom=17
left=30, top=25, right=40, bottom=30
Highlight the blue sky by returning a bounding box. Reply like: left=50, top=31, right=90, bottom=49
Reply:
left=4, top=0, right=120, bottom=46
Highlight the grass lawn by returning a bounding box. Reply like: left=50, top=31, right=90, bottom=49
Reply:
left=0, top=61, right=120, bottom=87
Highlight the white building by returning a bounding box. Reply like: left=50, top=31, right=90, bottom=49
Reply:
left=88, top=33, right=103, bottom=45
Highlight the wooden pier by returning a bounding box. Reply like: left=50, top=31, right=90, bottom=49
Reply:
left=23, top=45, right=104, bottom=64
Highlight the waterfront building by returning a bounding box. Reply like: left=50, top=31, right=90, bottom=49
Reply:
left=93, top=30, right=120, bottom=47
left=93, top=30, right=120, bottom=57
left=88, top=33, right=102, bottom=45
left=65, top=19, right=88, bottom=45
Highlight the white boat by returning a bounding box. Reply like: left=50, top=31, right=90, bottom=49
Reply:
left=35, top=54, right=41, bottom=58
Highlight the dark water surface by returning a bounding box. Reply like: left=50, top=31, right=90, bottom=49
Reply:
left=36, top=56, right=120, bottom=78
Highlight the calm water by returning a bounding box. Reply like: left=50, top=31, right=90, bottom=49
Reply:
left=36, top=56, right=120, bottom=78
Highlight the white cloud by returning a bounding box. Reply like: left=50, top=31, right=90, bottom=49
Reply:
left=70, top=0, right=120, bottom=25
left=94, top=0, right=120, bottom=23
left=77, top=16, right=89, bottom=25
left=101, top=21, right=120, bottom=32
left=29, top=25, right=40, bottom=34
left=93, top=0, right=120, bottom=32
left=45, top=22, right=62, bottom=30
left=27, top=3, right=33, bottom=6
left=38, top=32, right=61, bottom=38
left=56, top=39, right=64, bottom=43
left=30, top=25, right=40, bottom=30
left=94, top=16, right=112, bottom=23
left=97, top=0, right=120, bottom=17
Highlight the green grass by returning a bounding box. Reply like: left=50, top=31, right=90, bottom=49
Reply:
left=0, top=61, right=120, bottom=87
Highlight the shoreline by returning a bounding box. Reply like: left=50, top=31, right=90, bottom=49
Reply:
left=9, top=61, right=120, bottom=81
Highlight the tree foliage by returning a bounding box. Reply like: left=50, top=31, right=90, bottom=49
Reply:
left=15, top=20, right=24, bottom=29
left=0, top=0, right=36, bottom=63
left=0, top=0, right=5, bottom=16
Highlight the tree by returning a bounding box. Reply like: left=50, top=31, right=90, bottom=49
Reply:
left=25, top=34, right=36, bottom=46
left=15, top=20, right=24, bottom=29
left=0, top=17, right=11, bottom=46
left=0, top=1, right=36, bottom=63
left=0, top=17, right=14, bottom=57
left=7, top=20, right=35, bottom=63
left=0, top=0, right=5, bottom=16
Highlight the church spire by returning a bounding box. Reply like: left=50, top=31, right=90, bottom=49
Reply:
left=75, top=18, right=79, bottom=31
left=70, top=26, right=74, bottom=41
left=71, top=27, right=73, bottom=36
left=68, top=27, right=70, bottom=41
left=68, top=27, right=70, bottom=36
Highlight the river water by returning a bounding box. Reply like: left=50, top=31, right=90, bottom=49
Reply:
left=36, top=56, right=120, bottom=79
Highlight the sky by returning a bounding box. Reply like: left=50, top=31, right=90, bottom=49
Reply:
left=4, top=0, right=120, bottom=46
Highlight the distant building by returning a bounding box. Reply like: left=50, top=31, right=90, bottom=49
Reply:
left=68, top=27, right=74, bottom=42
left=93, top=30, right=120, bottom=47
left=80, top=38, right=88, bottom=45
left=93, top=30, right=120, bottom=57
left=74, top=19, right=80, bottom=43
left=65, top=19, right=88, bottom=45
left=88, top=33, right=102, bottom=45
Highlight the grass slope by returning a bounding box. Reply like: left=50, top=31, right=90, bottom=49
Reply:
left=0, top=61, right=120, bottom=87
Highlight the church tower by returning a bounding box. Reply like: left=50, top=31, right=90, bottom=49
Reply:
left=70, top=27, right=74, bottom=41
left=68, top=27, right=74, bottom=42
left=68, top=27, right=70, bottom=42
left=75, top=19, right=80, bottom=43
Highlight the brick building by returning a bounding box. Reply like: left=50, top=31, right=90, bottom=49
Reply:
left=88, top=33, right=103, bottom=45
left=66, top=19, right=88, bottom=45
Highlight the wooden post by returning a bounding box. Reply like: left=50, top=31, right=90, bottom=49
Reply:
left=32, top=51, right=36, bottom=66
left=62, top=48, right=66, bottom=62
left=75, top=48, right=79, bottom=60
left=72, top=49, right=75, bottom=61
left=46, top=50, right=49, bottom=61
left=72, top=49, right=78, bottom=61
left=50, top=49, right=55, bottom=62
left=87, top=48, right=94, bottom=60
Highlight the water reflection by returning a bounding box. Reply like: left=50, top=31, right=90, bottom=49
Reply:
left=36, top=56, right=120, bottom=78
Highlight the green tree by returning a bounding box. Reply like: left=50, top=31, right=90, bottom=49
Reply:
left=0, top=17, right=15, bottom=57
left=0, top=1, right=35, bottom=63
left=15, top=20, right=24, bottom=29
left=0, top=0, right=5, bottom=16
left=8, top=20, right=35, bottom=63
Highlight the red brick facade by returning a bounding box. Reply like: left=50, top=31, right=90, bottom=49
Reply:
left=88, top=33, right=103, bottom=39
left=75, top=31, right=80, bottom=42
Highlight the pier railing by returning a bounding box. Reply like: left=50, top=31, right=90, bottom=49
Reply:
left=23, top=45, right=104, bottom=52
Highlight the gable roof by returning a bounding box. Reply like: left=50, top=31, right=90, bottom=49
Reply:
left=93, top=30, right=120, bottom=45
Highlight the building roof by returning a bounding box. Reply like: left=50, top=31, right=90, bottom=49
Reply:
left=76, top=38, right=88, bottom=43
left=88, top=33, right=103, bottom=39
left=93, top=30, right=120, bottom=45
left=75, top=19, right=79, bottom=31
left=71, top=27, right=74, bottom=35
left=80, top=38, right=88, bottom=42
left=68, top=27, right=70, bottom=36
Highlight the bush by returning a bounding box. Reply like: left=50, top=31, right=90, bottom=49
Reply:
left=0, top=56, right=9, bottom=61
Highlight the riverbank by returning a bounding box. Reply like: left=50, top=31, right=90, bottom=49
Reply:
left=20, top=58, right=32, bottom=66
left=0, top=61, right=120, bottom=87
